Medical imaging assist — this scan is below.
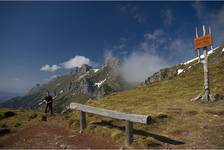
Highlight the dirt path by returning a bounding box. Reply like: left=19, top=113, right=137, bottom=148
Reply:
left=0, top=115, right=118, bottom=149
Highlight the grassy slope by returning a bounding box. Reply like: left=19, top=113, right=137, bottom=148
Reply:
left=67, top=46, right=224, bottom=148
left=0, top=108, right=46, bottom=131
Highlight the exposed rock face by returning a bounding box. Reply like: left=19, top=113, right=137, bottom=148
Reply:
left=79, top=78, right=94, bottom=96
left=70, top=67, right=79, bottom=75
left=70, top=64, right=92, bottom=76
left=1, top=60, right=130, bottom=112
left=78, top=64, right=92, bottom=74
left=145, top=68, right=177, bottom=84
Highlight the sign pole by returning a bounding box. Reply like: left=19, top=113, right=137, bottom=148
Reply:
left=209, top=26, right=213, bottom=50
left=195, top=27, right=200, bottom=63
left=193, top=25, right=212, bottom=101
left=202, top=25, right=210, bottom=101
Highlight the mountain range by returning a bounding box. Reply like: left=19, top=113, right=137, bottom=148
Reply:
left=0, top=91, right=22, bottom=102
left=0, top=58, right=131, bottom=112
left=1, top=46, right=224, bottom=113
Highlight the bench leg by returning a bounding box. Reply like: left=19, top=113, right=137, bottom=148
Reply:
left=125, top=120, right=133, bottom=145
left=80, top=111, right=86, bottom=133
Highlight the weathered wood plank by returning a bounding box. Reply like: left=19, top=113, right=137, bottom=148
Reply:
left=70, top=103, right=151, bottom=124
left=202, top=25, right=210, bottom=101
left=80, top=111, right=86, bottom=133
left=125, top=120, right=133, bottom=145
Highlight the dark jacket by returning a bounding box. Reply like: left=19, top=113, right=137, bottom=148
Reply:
left=45, top=96, right=53, bottom=103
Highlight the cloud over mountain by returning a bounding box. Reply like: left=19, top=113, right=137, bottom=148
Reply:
left=120, top=52, right=168, bottom=83
left=40, top=64, right=61, bottom=72
left=40, top=55, right=92, bottom=72
left=62, top=56, right=91, bottom=69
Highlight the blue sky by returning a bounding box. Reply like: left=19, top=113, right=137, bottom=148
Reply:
left=0, top=1, right=224, bottom=94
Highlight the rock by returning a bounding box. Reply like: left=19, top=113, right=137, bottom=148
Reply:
left=0, top=128, right=10, bottom=135
left=70, top=64, right=92, bottom=76
left=214, top=93, right=224, bottom=100
left=79, top=78, right=94, bottom=96
left=60, top=144, right=67, bottom=149
left=63, top=146, right=67, bottom=149
left=209, top=94, right=217, bottom=101
left=145, top=67, right=177, bottom=84
left=79, top=64, right=92, bottom=74
left=70, top=67, right=79, bottom=75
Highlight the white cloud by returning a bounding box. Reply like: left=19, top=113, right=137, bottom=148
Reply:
left=40, top=64, right=61, bottom=72
left=168, top=38, right=194, bottom=62
left=104, top=30, right=170, bottom=83
left=120, top=52, right=168, bottom=83
left=140, top=29, right=167, bottom=53
left=106, top=28, right=196, bottom=83
left=105, top=37, right=128, bottom=57
left=169, top=39, right=191, bottom=53
left=139, top=29, right=194, bottom=63
left=162, top=9, right=174, bottom=26
left=118, top=4, right=147, bottom=24
left=62, top=55, right=91, bottom=69
left=50, top=74, right=59, bottom=80
left=133, top=13, right=146, bottom=24
left=40, top=55, right=92, bottom=72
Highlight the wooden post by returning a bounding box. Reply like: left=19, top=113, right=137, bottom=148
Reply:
left=209, top=26, right=213, bottom=50
left=80, top=111, right=86, bottom=133
left=125, top=120, right=133, bottom=145
left=195, top=27, right=201, bottom=63
left=203, top=47, right=210, bottom=100
left=70, top=103, right=151, bottom=145
left=197, top=49, right=200, bottom=63
left=202, top=25, right=210, bottom=100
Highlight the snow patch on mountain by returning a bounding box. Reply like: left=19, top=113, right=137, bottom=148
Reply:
left=95, top=79, right=106, bottom=88
left=177, top=69, right=184, bottom=75
left=183, top=47, right=219, bottom=65
left=77, top=71, right=90, bottom=80
left=60, top=90, right=64, bottom=94
left=93, top=69, right=99, bottom=73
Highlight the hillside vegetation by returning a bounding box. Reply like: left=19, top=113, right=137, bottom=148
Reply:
left=67, top=46, right=224, bottom=148
left=0, top=108, right=46, bottom=136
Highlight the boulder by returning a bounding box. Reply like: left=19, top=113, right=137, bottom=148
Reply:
left=145, top=68, right=177, bottom=84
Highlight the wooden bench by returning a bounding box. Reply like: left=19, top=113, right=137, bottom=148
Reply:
left=69, top=103, right=151, bottom=145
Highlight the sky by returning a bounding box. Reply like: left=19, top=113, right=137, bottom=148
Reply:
left=0, top=1, right=224, bottom=94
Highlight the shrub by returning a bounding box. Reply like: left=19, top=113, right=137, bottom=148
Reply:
left=4, top=111, right=16, bottom=118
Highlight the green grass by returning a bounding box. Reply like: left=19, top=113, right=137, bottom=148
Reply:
left=0, top=108, right=46, bottom=129
left=66, top=46, right=224, bottom=148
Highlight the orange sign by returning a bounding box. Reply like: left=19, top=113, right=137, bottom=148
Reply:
left=194, top=34, right=213, bottom=49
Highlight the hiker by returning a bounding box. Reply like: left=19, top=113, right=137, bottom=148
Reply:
left=39, top=91, right=55, bottom=115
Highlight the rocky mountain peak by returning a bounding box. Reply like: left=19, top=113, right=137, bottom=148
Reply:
left=70, top=64, right=92, bottom=75
left=79, top=64, right=92, bottom=73
left=105, top=57, right=122, bottom=71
